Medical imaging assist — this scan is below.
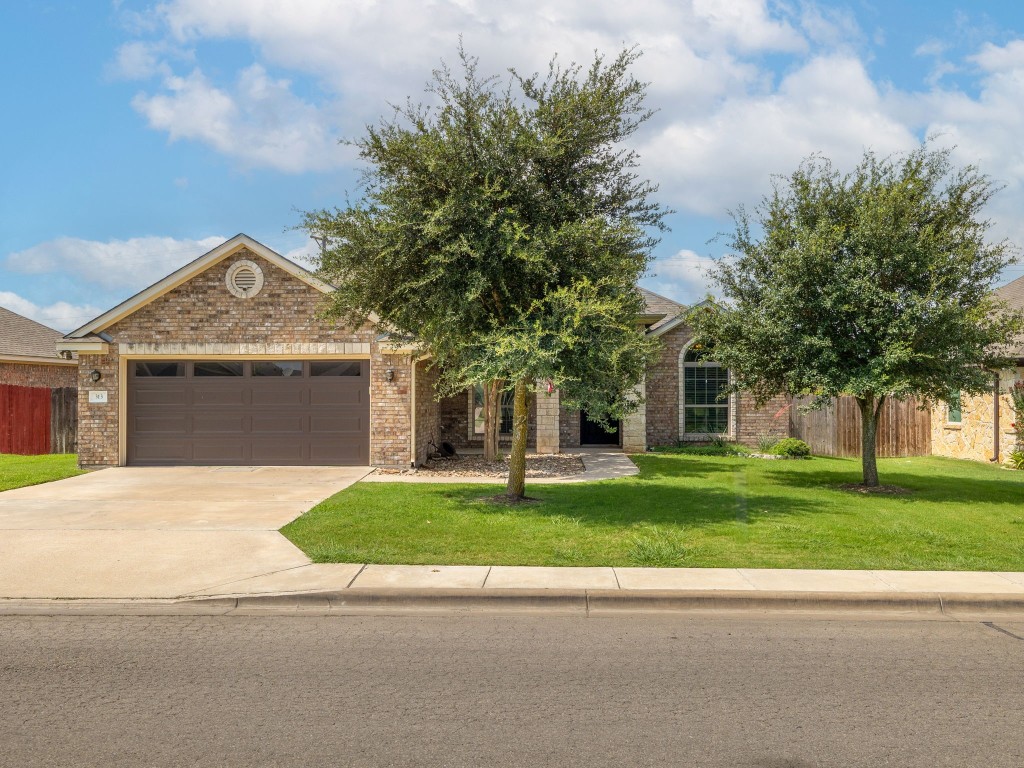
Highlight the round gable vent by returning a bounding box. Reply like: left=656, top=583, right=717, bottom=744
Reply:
left=226, top=259, right=265, bottom=298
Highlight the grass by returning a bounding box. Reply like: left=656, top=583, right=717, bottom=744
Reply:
left=281, top=454, right=1024, bottom=571
left=0, top=453, right=84, bottom=492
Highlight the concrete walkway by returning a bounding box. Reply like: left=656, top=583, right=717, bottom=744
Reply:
left=0, top=466, right=370, bottom=599
left=191, top=562, right=1024, bottom=597
left=361, top=449, right=639, bottom=484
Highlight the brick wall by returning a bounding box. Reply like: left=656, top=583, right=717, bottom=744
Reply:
left=735, top=393, right=792, bottom=446
left=76, top=248, right=386, bottom=468
left=559, top=404, right=581, bottom=449
left=370, top=351, right=413, bottom=467
left=437, top=385, right=537, bottom=451
left=646, top=323, right=691, bottom=447
left=0, top=362, right=77, bottom=389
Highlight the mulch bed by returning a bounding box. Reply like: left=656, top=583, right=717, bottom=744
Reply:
left=421, top=453, right=585, bottom=478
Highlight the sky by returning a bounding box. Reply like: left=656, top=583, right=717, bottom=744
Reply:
left=3, top=0, right=1024, bottom=332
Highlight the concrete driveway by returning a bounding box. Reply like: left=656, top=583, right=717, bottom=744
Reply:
left=0, top=466, right=370, bottom=599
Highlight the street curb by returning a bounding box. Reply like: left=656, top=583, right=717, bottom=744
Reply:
left=4, top=589, right=1024, bottom=617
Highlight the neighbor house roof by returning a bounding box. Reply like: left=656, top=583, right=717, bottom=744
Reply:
left=0, top=306, right=76, bottom=365
left=994, top=274, right=1024, bottom=360
left=63, top=233, right=380, bottom=344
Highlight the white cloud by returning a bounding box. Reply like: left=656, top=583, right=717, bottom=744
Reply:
left=645, top=249, right=720, bottom=304
left=132, top=65, right=350, bottom=172
left=640, top=55, right=918, bottom=216
left=5, top=235, right=226, bottom=291
left=0, top=293, right=103, bottom=333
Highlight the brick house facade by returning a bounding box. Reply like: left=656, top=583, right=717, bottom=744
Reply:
left=58, top=234, right=799, bottom=469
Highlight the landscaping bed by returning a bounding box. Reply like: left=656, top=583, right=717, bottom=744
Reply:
left=282, top=453, right=1024, bottom=571
left=417, top=453, right=584, bottom=478
left=0, top=454, right=83, bottom=492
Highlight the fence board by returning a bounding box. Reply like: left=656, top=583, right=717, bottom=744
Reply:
left=50, top=387, right=77, bottom=454
left=789, top=395, right=931, bottom=458
left=0, top=384, right=51, bottom=455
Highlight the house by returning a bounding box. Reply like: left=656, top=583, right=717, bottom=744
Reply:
left=1, top=306, right=78, bottom=454
left=931, top=274, right=1024, bottom=463
left=58, top=234, right=789, bottom=469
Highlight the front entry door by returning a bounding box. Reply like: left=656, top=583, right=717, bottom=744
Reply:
left=580, top=412, right=620, bottom=446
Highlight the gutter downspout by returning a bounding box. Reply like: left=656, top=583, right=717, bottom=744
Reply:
left=992, top=370, right=1001, bottom=463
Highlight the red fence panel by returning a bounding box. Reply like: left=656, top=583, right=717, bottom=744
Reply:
left=0, top=384, right=52, bottom=455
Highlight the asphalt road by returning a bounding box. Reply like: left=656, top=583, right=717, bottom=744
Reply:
left=2, top=613, right=1022, bottom=767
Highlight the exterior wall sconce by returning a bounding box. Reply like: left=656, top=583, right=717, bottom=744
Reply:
left=385, top=368, right=395, bottom=382
left=89, top=369, right=102, bottom=382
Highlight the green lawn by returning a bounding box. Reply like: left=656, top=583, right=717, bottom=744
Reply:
left=282, top=454, right=1024, bottom=571
left=0, top=454, right=84, bottom=492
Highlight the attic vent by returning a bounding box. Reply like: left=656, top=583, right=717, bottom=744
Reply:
left=225, top=259, right=265, bottom=299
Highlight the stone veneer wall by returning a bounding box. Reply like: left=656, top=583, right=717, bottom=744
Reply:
left=414, top=359, right=440, bottom=465
left=931, top=367, right=1022, bottom=463
left=0, top=362, right=77, bottom=389
left=75, top=248, right=387, bottom=468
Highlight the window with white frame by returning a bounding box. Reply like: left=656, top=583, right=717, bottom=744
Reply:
left=683, top=346, right=730, bottom=434
left=472, top=384, right=514, bottom=435
left=947, top=390, right=962, bottom=424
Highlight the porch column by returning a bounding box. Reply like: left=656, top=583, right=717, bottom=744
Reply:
left=535, top=383, right=560, bottom=454
left=620, top=378, right=647, bottom=453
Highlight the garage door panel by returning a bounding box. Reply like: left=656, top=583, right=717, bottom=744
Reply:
left=251, top=440, right=306, bottom=463
left=192, top=415, right=247, bottom=434
left=128, top=360, right=369, bottom=467
left=192, top=387, right=248, bottom=406
left=250, top=414, right=306, bottom=433
left=132, top=440, right=191, bottom=462
left=133, top=415, right=188, bottom=434
left=192, top=441, right=248, bottom=462
left=133, top=387, right=187, bottom=406
left=250, top=388, right=306, bottom=406
left=310, top=386, right=364, bottom=406
left=310, top=414, right=364, bottom=434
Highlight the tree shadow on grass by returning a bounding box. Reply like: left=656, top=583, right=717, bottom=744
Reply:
left=760, top=463, right=1024, bottom=506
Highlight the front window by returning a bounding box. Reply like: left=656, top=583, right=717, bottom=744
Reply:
left=683, top=346, right=730, bottom=434
left=472, top=384, right=515, bottom=435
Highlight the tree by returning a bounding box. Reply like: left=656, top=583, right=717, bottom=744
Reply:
left=303, top=46, right=666, bottom=498
left=691, top=144, right=1024, bottom=487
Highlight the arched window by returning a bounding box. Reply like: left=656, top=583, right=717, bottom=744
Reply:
left=682, top=345, right=730, bottom=435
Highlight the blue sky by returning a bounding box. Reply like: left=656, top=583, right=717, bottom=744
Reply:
left=3, top=0, right=1024, bottom=331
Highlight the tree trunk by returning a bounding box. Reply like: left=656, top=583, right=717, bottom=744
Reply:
left=483, top=380, right=501, bottom=462
left=505, top=377, right=530, bottom=499
left=856, top=395, right=886, bottom=487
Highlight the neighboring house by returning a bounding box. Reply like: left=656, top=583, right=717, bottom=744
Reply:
left=58, top=233, right=790, bottom=468
left=932, top=275, right=1024, bottom=463
left=1, top=306, right=78, bottom=454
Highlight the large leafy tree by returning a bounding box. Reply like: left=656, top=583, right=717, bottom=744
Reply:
left=303, top=47, right=666, bottom=498
left=692, top=144, right=1024, bottom=487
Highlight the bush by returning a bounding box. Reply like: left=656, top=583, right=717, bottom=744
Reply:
left=772, top=438, right=812, bottom=457
left=1009, top=450, right=1024, bottom=471
left=652, top=442, right=749, bottom=457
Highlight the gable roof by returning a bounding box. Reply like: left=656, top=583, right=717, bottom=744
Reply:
left=638, top=287, right=684, bottom=320
left=994, top=275, right=1024, bottom=360
left=0, top=305, right=76, bottom=364
left=65, top=233, right=358, bottom=340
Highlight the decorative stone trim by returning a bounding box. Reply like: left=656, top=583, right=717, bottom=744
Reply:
left=225, top=259, right=265, bottom=298
left=117, top=342, right=371, bottom=356
left=621, top=379, right=647, bottom=452
left=536, top=383, right=560, bottom=454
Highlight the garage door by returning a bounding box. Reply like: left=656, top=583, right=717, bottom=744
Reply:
left=127, top=360, right=370, bottom=466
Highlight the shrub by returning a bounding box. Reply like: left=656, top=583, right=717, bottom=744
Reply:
left=756, top=433, right=777, bottom=453
left=653, top=442, right=749, bottom=457
left=1009, top=450, right=1024, bottom=471
left=772, top=438, right=812, bottom=457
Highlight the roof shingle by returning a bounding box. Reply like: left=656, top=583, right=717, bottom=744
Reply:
left=0, top=306, right=68, bottom=361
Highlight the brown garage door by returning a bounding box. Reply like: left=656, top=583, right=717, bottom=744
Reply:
left=127, top=360, right=370, bottom=466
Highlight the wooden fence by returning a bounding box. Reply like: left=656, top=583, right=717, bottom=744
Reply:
left=789, top=395, right=931, bottom=458
left=0, top=385, right=77, bottom=455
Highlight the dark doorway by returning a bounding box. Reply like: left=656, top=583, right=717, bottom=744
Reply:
left=580, top=412, right=620, bottom=446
